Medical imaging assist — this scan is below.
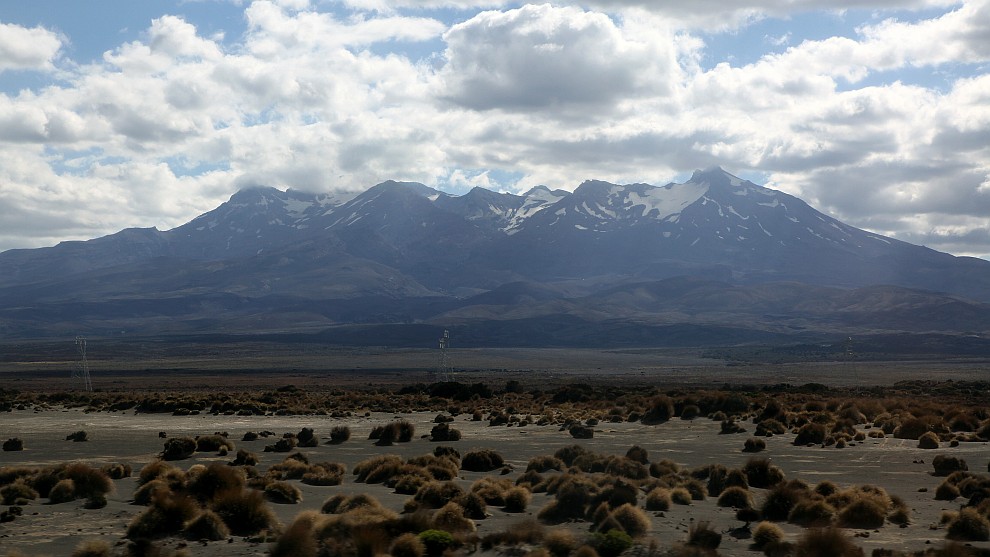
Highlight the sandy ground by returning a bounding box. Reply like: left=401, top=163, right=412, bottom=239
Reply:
left=1, top=407, right=988, bottom=557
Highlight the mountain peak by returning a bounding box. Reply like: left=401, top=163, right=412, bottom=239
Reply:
left=689, top=166, right=742, bottom=186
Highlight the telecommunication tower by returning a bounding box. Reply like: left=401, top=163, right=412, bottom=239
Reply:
left=72, top=336, right=93, bottom=392
left=435, top=329, right=451, bottom=383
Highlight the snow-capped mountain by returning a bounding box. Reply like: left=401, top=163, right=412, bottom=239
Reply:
left=2, top=167, right=990, bottom=344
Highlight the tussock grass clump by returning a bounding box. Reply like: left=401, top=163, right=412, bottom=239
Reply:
left=527, top=455, right=564, bottom=473
left=686, top=521, right=722, bottom=550
left=430, top=423, right=462, bottom=442
left=269, top=511, right=319, bottom=557
left=415, top=481, right=466, bottom=509
left=761, top=480, right=811, bottom=521
left=66, top=431, right=88, bottom=442
left=2, top=438, right=24, bottom=451
left=569, top=424, right=594, bottom=439
left=794, top=423, right=827, bottom=445
left=391, top=532, right=426, bottom=557
left=642, top=396, right=674, bottom=424
left=265, top=480, right=303, bottom=504
left=462, top=449, right=505, bottom=472
left=744, top=458, right=785, bottom=489
left=605, top=503, right=651, bottom=538
left=543, top=529, right=577, bottom=557
left=133, top=479, right=170, bottom=506
left=918, top=431, right=941, bottom=449
left=70, top=539, right=112, bottom=557
left=211, top=488, right=279, bottom=536
left=751, top=521, right=784, bottom=550
left=787, top=498, right=836, bottom=527
left=670, top=487, right=693, bottom=505
left=625, top=446, right=649, bottom=464
left=296, top=427, right=318, bottom=448
left=187, top=462, right=244, bottom=503
left=480, top=517, right=545, bottom=549
left=354, top=454, right=404, bottom=483
left=471, top=477, right=512, bottom=505
left=646, top=487, right=672, bottom=511
left=894, top=417, right=931, bottom=440
left=100, top=463, right=131, bottom=480
left=935, top=481, right=961, bottom=501
left=195, top=434, right=234, bottom=452
left=230, top=448, right=259, bottom=466
left=933, top=455, right=968, bottom=476
left=1, top=481, right=38, bottom=505
left=793, top=527, right=864, bottom=557
left=432, top=501, right=475, bottom=533
left=127, top=492, right=199, bottom=539
left=947, top=508, right=990, bottom=541
left=183, top=509, right=230, bottom=541
left=162, top=437, right=196, bottom=461
left=502, top=487, right=532, bottom=513
left=48, top=478, right=76, bottom=504
left=328, top=425, right=351, bottom=444
left=717, top=486, right=753, bottom=509
left=743, top=438, right=767, bottom=452
left=835, top=496, right=888, bottom=529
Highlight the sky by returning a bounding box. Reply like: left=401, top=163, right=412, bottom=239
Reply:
left=0, top=0, right=988, bottom=258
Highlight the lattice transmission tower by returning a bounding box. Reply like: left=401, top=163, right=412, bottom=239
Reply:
left=72, top=336, right=93, bottom=392
left=435, top=329, right=452, bottom=383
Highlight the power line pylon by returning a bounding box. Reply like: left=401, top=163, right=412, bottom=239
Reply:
left=73, top=336, right=93, bottom=392
left=436, top=329, right=451, bottom=383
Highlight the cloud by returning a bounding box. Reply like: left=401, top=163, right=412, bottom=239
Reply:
left=0, top=21, right=63, bottom=72
left=438, top=4, right=680, bottom=112
left=1, top=0, right=990, bottom=260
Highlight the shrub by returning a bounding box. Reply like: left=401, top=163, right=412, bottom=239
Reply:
left=391, top=532, right=426, bottom=557
left=396, top=420, right=415, bottom=442
left=744, top=458, right=785, bottom=489
left=608, top=503, right=651, bottom=538
left=1, top=481, right=38, bottom=505
left=528, top=455, right=564, bottom=473
left=196, top=435, right=233, bottom=452
left=933, top=455, right=968, bottom=476
left=743, top=438, right=767, bottom=452
left=328, top=425, right=351, bottom=444
left=296, top=427, right=318, bottom=448
left=100, top=463, right=132, bottom=480
left=793, top=527, right=863, bottom=557
left=569, top=425, right=594, bottom=439
left=211, top=488, right=279, bottom=535
left=230, top=449, right=259, bottom=466
left=935, top=481, right=961, bottom=500
left=183, top=509, right=230, bottom=541
left=947, top=507, right=990, bottom=541
left=418, top=529, right=455, bottom=557
left=265, top=481, right=303, bottom=504
left=794, top=423, right=827, bottom=445
left=646, top=487, right=672, bottom=511
left=671, top=487, right=692, bottom=505
left=592, top=529, right=633, bottom=557
left=66, top=431, right=88, bottom=442
left=462, top=449, right=505, bottom=472
left=625, top=446, right=649, bottom=464
left=788, top=499, right=836, bottom=527
left=504, top=486, right=531, bottom=513
left=127, top=492, right=199, bottom=539
left=751, top=521, right=784, bottom=550
left=642, top=396, right=674, bottom=424
left=687, top=521, right=721, bottom=550
left=836, top=497, right=887, bottom=529
left=48, top=478, right=76, bottom=504
left=63, top=463, right=113, bottom=499
left=717, top=486, right=753, bottom=509
left=432, top=501, right=475, bottom=533
left=895, top=417, right=930, bottom=440
left=162, top=437, right=196, bottom=460
left=540, top=529, right=575, bottom=557
left=71, top=540, right=111, bottom=557
left=2, top=438, right=24, bottom=451
left=430, top=423, right=462, bottom=442
left=188, top=463, right=245, bottom=503
left=761, top=481, right=809, bottom=521
left=918, top=431, right=940, bottom=449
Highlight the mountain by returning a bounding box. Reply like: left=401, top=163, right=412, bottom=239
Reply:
left=2, top=167, right=990, bottom=347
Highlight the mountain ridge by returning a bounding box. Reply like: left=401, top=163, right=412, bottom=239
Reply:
left=2, top=167, right=990, bottom=346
